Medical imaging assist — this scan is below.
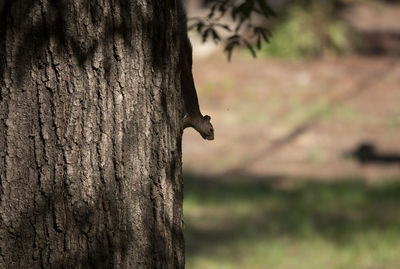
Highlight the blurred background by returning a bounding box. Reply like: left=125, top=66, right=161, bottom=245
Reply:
left=182, top=0, right=400, bottom=268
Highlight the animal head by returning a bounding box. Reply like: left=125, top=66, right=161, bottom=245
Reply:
left=199, top=115, right=214, bottom=140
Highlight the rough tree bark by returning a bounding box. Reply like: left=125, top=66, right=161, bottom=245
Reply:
left=0, top=0, right=185, bottom=268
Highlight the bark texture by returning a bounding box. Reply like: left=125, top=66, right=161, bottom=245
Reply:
left=0, top=0, right=185, bottom=268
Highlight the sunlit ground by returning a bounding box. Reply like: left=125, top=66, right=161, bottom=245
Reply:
left=182, top=45, right=400, bottom=269
left=182, top=2, right=400, bottom=267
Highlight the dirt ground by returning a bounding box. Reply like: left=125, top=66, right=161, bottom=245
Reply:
left=182, top=1, right=400, bottom=183
left=183, top=4, right=400, bottom=268
left=183, top=54, right=400, bottom=181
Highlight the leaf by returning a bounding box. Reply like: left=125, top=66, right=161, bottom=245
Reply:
left=231, top=1, right=249, bottom=20
left=256, top=35, right=261, bottom=50
left=208, top=3, right=218, bottom=19
left=224, top=39, right=240, bottom=61
left=189, top=0, right=274, bottom=60
left=225, top=39, right=240, bottom=50
left=219, top=3, right=227, bottom=16
left=188, top=20, right=201, bottom=31
left=218, top=24, right=231, bottom=32
left=234, top=19, right=244, bottom=33
left=211, top=29, right=221, bottom=43
left=243, top=38, right=257, bottom=58
left=196, top=22, right=204, bottom=33
left=202, top=28, right=211, bottom=43
left=260, top=28, right=270, bottom=42
left=257, top=0, right=276, bottom=18
left=227, top=34, right=240, bottom=41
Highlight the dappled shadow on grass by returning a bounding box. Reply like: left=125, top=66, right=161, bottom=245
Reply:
left=183, top=172, right=400, bottom=259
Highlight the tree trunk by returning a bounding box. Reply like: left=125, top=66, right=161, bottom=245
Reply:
left=0, top=0, right=185, bottom=268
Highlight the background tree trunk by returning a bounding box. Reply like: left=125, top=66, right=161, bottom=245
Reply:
left=0, top=0, right=185, bottom=268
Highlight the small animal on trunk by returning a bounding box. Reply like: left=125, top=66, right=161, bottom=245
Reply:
left=178, top=1, right=214, bottom=140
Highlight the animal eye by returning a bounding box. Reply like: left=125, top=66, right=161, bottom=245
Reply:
left=209, top=128, right=213, bottom=132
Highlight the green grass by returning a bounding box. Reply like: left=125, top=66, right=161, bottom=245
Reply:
left=280, top=97, right=360, bottom=127
left=259, top=2, right=354, bottom=59
left=238, top=93, right=361, bottom=128
left=184, top=174, right=400, bottom=269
